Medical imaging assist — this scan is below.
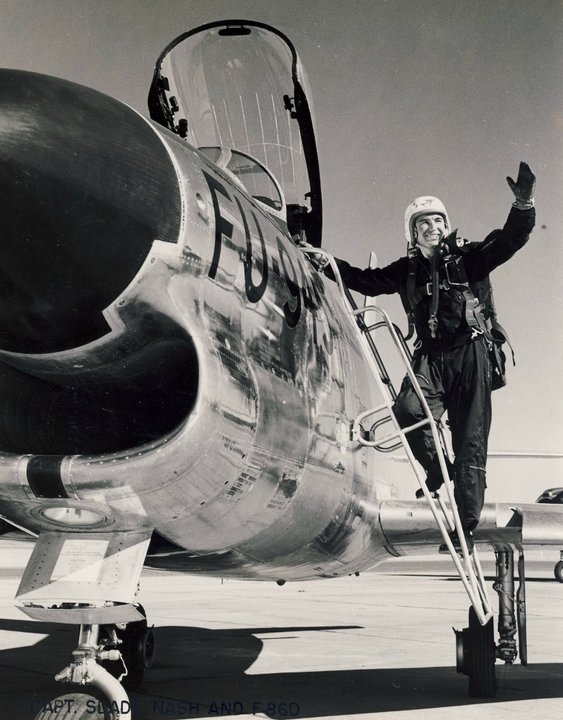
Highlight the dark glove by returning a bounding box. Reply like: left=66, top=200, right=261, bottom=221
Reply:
left=305, top=249, right=330, bottom=272
left=439, top=229, right=469, bottom=256
left=506, top=161, right=535, bottom=209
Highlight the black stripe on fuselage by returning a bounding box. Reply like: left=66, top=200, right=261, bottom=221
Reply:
left=27, top=456, right=69, bottom=499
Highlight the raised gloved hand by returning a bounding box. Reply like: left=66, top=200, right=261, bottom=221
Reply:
left=506, top=161, right=535, bottom=209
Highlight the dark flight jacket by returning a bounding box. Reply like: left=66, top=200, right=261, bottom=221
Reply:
left=334, top=207, right=536, bottom=349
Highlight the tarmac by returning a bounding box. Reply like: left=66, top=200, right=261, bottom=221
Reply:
left=1, top=536, right=562, bottom=720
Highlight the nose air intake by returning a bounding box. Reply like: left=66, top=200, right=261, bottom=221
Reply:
left=0, top=70, right=199, bottom=455
left=0, top=69, right=181, bottom=354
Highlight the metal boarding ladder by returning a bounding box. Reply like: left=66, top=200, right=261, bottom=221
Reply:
left=303, top=249, right=493, bottom=626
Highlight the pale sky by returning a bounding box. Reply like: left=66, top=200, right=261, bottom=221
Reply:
left=1, top=0, right=562, bottom=453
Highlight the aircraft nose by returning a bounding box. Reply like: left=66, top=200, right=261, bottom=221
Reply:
left=0, top=69, right=182, bottom=354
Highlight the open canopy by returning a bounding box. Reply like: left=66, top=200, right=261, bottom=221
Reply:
left=148, top=19, right=322, bottom=246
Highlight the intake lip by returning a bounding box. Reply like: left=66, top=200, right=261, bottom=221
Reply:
left=0, top=69, right=182, bottom=354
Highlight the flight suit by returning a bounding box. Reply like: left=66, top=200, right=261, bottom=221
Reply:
left=333, top=206, right=535, bottom=532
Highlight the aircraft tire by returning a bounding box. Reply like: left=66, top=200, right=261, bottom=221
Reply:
left=467, top=607, right=497, bottom=698
left=121, top=622, right=155, bottom=689
left=119, top=604, right=155, bottom=690
left=554, top=561, right=563, bottom=583
left=99, top=604, right=155, bottom=690
left=33, top=693, right=109, bottom=719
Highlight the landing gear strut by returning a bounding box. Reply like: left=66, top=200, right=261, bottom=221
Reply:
left=493, top=548, right=527, bottom=666
left=493, top=549, right=518, bottom=664
left=33, top=606, right=155, bottom=720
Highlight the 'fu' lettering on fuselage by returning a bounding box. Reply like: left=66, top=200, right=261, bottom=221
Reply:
left=202, top=171, right=333, bottom=355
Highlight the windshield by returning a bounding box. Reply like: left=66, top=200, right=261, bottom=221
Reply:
left=199, top=147, right=284, bottom=211
left=148, top=20, right=322, bottom=246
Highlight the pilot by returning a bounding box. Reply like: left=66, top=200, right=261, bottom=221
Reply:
left=325, top=162, right=536, bottom=552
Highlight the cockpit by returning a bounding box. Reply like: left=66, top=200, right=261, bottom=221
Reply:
left=198, top=146, right=284, bottom=217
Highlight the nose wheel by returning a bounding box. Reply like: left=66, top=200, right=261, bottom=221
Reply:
left=100, top=603, right=155, bottom=690
left=34, top=694, right=110, bottom=719
left=455, top=606, right=497, bottom=698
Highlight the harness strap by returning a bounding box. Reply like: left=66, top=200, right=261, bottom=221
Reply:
left=404, top=249, right=418, bottom=340
left=428, top=252, right=440, bottom=338
left=490, top=319, right=516, bottom=366
left=443, top=254, right=494, bottom=340
left=404, top=250, right=511, bottom=355
left=488, top=282, right=516, bottom=366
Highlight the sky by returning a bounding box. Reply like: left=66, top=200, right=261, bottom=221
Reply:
left=1, top=0, right=562, bottom=455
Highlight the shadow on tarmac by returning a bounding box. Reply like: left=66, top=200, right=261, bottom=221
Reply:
left=2, top=619, right=563, bottom=719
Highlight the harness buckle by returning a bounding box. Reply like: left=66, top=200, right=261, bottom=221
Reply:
left=470, top=328, right=484, bottom=340
left=425, top=280, right=450, bottom=295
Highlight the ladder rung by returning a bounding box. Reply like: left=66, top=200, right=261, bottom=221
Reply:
left=355, top=412, right=430, bottom=448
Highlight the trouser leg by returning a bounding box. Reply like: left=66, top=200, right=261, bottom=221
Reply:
left=446, top=340, right=492, bottom=532
left=393, top=352, right=446, bottom=487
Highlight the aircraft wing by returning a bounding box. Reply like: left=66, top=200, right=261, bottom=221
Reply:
left=379, top=499, right=563, bottom=554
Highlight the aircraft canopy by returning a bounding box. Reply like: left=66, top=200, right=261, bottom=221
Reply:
left=148, top=20, right=322, bottom=246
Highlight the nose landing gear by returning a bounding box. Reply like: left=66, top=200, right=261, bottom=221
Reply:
left=33, top=605, right=155, bottom=720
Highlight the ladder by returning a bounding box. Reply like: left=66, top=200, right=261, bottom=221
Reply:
left=302, top=248, right=493, bottom=626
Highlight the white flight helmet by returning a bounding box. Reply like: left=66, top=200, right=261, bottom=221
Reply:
left=404, top=196, right=450, bottom=248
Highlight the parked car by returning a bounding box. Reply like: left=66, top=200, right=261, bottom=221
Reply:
left=535, top=488, right=563, bottom=581
left=536, top=487, right=563, bottom=504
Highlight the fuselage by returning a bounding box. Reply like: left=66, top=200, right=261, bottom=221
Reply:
left=0, top=70, right=391, bottom=580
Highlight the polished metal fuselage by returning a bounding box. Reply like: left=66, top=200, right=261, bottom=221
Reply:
left=0, top=71, right=390, bottom=581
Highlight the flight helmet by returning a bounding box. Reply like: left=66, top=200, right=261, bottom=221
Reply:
left=404, top=196, right=450, bottom=247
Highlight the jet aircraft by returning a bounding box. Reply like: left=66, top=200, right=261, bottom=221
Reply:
left=0, top=19, right=561, bottom=720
